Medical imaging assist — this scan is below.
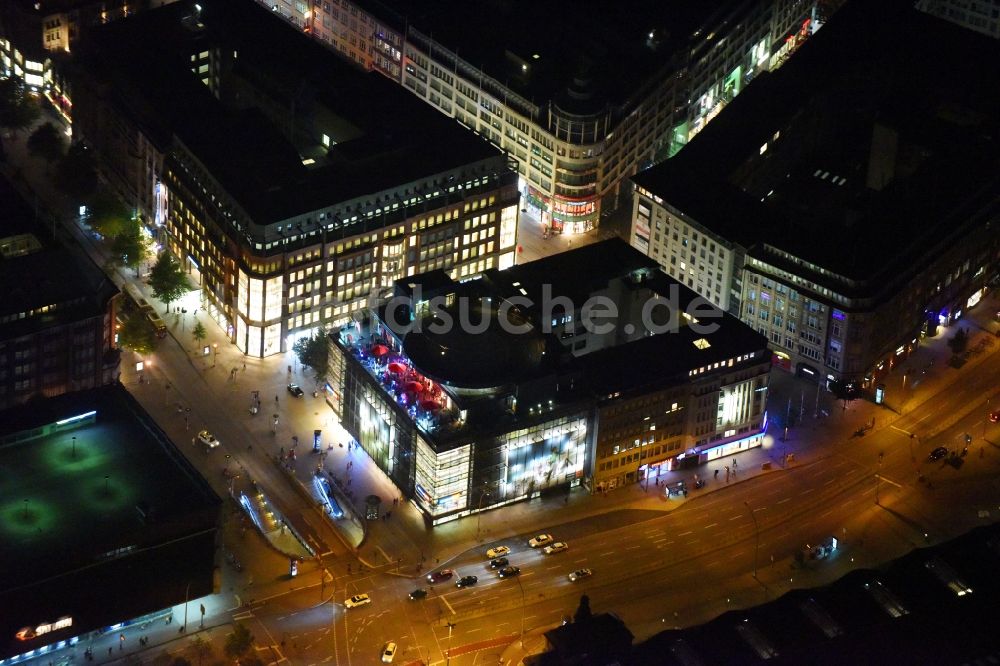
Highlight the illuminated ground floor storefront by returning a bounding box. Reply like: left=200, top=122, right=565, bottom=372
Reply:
left=329, top=331, right=590, bottom=525
left=594, top=425, right=768, bottom=493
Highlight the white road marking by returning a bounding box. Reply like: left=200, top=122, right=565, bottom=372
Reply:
left=800, top=488, right=815, bottom=495
left=703, top=523, right=718, bottom=529
left=678, top=530, right=693, bottom=537
left=625, top=545, right=642, bottom=550
left=729, top=515, right=743, bottom=521
left=652, top=537, right=670, bottom=543
left=777, top=497, right=791, bottom=504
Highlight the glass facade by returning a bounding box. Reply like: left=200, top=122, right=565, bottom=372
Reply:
left=414, top=437, right=471, bottom=517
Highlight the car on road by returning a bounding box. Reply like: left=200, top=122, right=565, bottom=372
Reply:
left=543, top=542, right=568, bottom=555
left=287, top=383, right=305, bottom=397
left=528, top=534, right=553, bottom=548
left=381, top=641, right=397, bottom=663
left=928, top=446, right=948, bottom=462
left=426, top=569, right=455, bottom=584
left=408, top=589, right=427, bottom=600
left=195, top=430, right=220, bottom=449
left=486, top=545, right=510, bottom=559
left=488, top=557, right=509, bottom=569
left=345, top=593, right=371, bottom=608
left=568, top=568, right=592, bottom=582
left=497, top=566, right=521, bottom=579
left=456, top=575, right=478, bottom=588
left=990, top=411, right=1000, bottom=424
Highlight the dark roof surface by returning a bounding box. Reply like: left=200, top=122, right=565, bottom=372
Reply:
left=83, top=0, right=503, bottom=224
left=391, top=239, right=767, bottom=396
left=631, top=0, right=1000, bottom=282
left=632, top=523, right=1000, bottom=665
left=358, top=0, right=730, bottom=110
left=0, top=175, right=118, bottom=338
left=0, top=385, right=220, bottom=590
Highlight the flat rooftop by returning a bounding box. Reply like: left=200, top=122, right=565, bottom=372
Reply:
left=348, top=240, right=768, bottom=445
left=0, top=385, right=219, bottom=590
left=359, top=0, right=725, bottom=112
left=0, top=175, right=118, bottom=340
left=632, top=0, right=1000, bottom=285
left=83, top=0, right=504, bottom=224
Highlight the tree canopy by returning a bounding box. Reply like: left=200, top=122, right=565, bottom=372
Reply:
left=223, top=623, right=254, bottom=660
left=148, top=251, right=189, bottom=308
left=293, top=330, right=330, bottom=383
left=27, top=122, right=64, bottom=164
left=0, top=77, right=40, bottom=135
left=118, top=313, right=156, bottom=355
left=86, top=189, right=132, bottom=239
left=192, top=321, right=207, bottom=345
left=110, top=219, right=149, bottom=274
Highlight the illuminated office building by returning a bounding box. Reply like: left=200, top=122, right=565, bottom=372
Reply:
left=258, top=0, right=837, bottom=235
left=72, top=0, right=519, bottom=356
left=629, top=0, right=1000, bottom=388
left=328, top=240, right=769, bottom=523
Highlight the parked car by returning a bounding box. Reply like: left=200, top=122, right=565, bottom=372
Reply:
left=543, top=542, right=568, bottom=555
left=196, top=430, right=220, bottom=449
left=287, top=383, right=305, bottom=397
left=381, top=641, right=397, bottom=663
left=497, top=566, right=521, bottom=579
left=568, top=568, right=592, bottom=582
left=455, top=575, right=478, bottom=588
left=486, top=545, right=510, bottom=559
left=408, top=589, right=427, bottom=600
left=344, top=593, right=371, bottom=608
left=426, top=569, right=455, bottom=584
left=488, top=557, right=509, bottom=569
left=928, top=446, right=948, bottom=462
left=528, top=534, right=553, bottom=548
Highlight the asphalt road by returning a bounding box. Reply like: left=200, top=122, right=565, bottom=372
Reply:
left=239, top=348, right=999, bottom=666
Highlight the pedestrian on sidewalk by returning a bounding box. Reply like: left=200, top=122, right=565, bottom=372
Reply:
left=714, top=469, right=719, bottom=479
left=274, top=395, right=279, bottom=404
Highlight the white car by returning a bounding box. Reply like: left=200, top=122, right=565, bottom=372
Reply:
left=543, top=542, right=568, bottom=555
left=196, top=430, right=219, bottom=449
left=528, top=534, right=553, bottom=548
left=381, top=641, right=397, bottom=663
left=486, top=545, right=510, bottom=559
left=568, top=568, right=592, bottom=582
left=344, top=593, right=371, bottom=608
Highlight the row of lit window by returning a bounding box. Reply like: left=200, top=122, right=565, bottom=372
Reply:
left=688, top=352, right=758, bottom=377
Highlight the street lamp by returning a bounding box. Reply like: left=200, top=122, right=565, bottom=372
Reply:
left=445, top=622, right=455, bottom=666
left=515, top=573, right=527, bottom=647
left=212, top=343, right=218, bottom=368
left=71, top=436, right=77, bottom=459
left=181, top=581, right=191, bottom=632
left=875, top=451, right=883, bottom=506
left=475, top=489, right=490, bottom=540
left=745, top=500, right=760, bottom=580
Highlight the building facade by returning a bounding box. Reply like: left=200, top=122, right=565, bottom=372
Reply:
left=259, top=0, right=835, bottom=235
left=73, top=0, right=519, bottom=357
left=0, top=0, right=161, bottom=122
left=628, top=0, right=1000, bottom=389
left=327, top=240, right=770, bottom=523
left=630, top=185, right=749, bottom=316
left=916, top=0, right=1000, bottom=38
left=0, top=175, right=120, bottom=410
